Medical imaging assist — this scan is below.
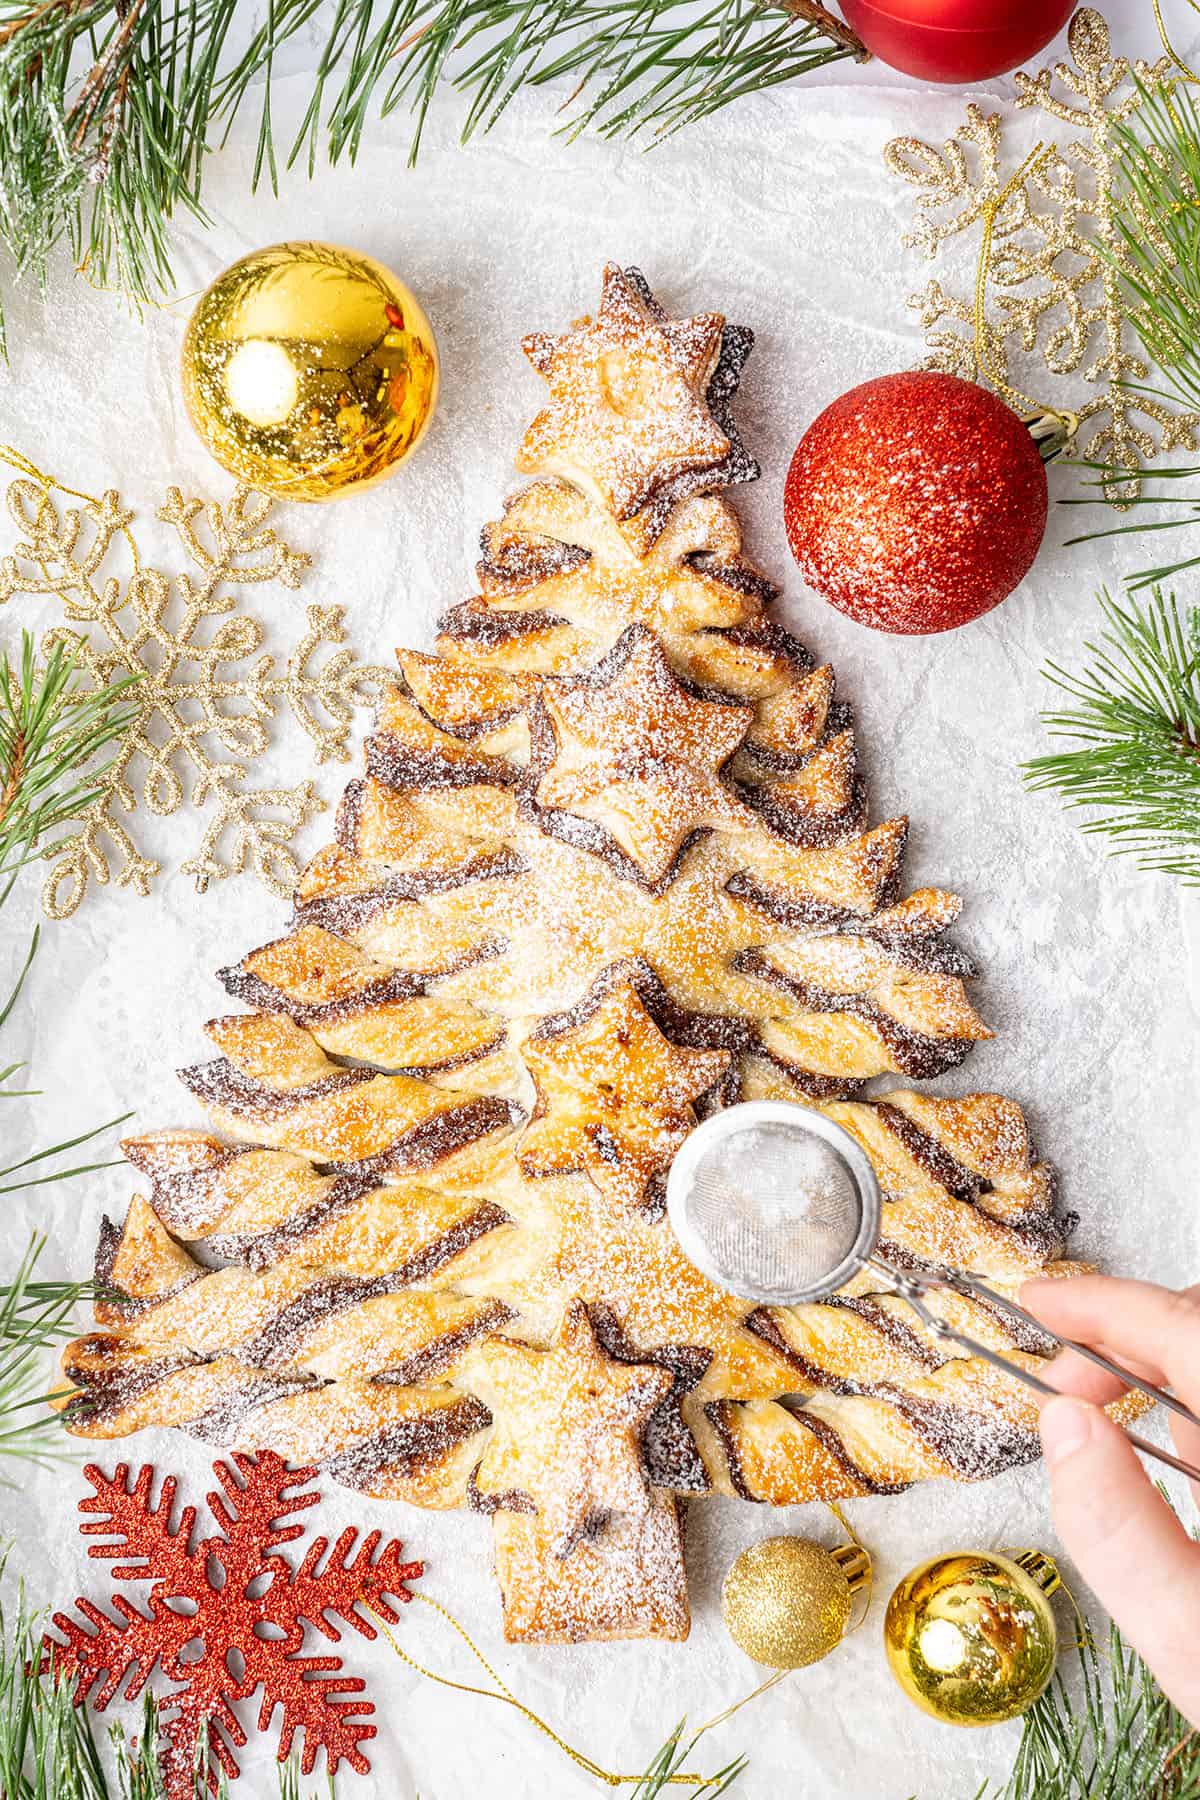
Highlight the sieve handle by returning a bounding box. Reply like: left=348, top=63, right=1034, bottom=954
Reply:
left=883, top=1264, right=1200, bottom=1487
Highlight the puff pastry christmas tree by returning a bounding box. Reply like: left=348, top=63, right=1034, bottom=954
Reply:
left=61, top=266, right=1082, bottom=1645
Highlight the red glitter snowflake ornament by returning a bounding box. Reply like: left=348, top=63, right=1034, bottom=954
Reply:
left=44, top=1452, right=423, bottom=1798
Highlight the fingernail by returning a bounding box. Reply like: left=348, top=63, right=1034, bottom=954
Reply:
left=1040, top=1396, right=1098, bottom=1467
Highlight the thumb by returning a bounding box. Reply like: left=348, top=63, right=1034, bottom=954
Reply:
left=1040, top=1395, right=1200, bottom=1722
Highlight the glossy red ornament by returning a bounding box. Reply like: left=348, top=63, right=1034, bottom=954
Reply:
left=840, top=0, right=1073, bottom=82
left=45, top=1453, right=423, bottom=1798
left=783, top=371, right=1047, bottom=635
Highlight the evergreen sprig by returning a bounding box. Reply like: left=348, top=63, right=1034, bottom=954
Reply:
left=1066, top=75, right=1200, bottom=581
left=1023, top=587, right=1200, bottom=882
left=980, top=1614, right=1199, bottom=1799
left=0, top=632, right=140, bottom=900
left=632, top=1721, right=747, bottom=1795
left=0, top=0, right=862, bottom=341
left=0, top=1235, right=93, bottom=1470
left=0, top=1597, right=315, bottom=1799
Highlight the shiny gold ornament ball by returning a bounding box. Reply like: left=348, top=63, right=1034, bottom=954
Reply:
left=181, top=242, right=439, bottom=501
left=884, top=1551, right=1059, bottom=1727
left=722, top=1537, right=870, bottom=1670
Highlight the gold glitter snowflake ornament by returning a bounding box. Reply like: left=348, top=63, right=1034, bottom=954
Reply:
left=885, top=7, right=1200, bottom=489
left=0, top=478, right=385, bottom=917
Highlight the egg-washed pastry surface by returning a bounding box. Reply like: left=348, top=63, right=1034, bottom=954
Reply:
left=62, top=266, right=1092, bottom=1644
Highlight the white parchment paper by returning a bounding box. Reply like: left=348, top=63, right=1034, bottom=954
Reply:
left=0, top=5, right=1197, bottom=1794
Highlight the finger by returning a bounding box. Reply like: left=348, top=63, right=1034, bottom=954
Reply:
left=1039, top=1395, right=1200, bottom=1722
left=1038, top=1342, right=1168, bottom=1407
left=1021, top=1277, right=1200, bottom=1410
left=1170, top=1413, right=1200, bottom=1513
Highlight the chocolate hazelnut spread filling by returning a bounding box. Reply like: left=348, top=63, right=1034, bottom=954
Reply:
left=366, top=733, right=519, bottom=794
left=62, top=1341, right=203, bottom=1426
left=323, top=1396, right=491, bottom=1492
left=734, top=772, right=868, bottom=849
left=235, top=1204, right=515, bottom=1367
left=779, top=1405, right=911, bottom=1496
left=726, top=873, right=976, bottom=978
left=732, top=949, right=977, bottom=1080
left=437, top=600, right=569, bottom=646
left=292, top=850, right=527, bottom=936
left=589, top=1304, right=713, bottom=1494
left=743, top=1296, right=943, bottom=1394
left=874, top=1385, right=1042, bottom=1479
left=186, top=1372, right=317, bottom=1442
left=466, top=1463, right=538, bottom=1516
left=373, top=1300, right=515, bottom=1388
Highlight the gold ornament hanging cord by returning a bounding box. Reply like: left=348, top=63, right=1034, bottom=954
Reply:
left=1152, top=0, right=1200, bottom=80
left=371, top=1505, right=869, bottom=1788
left=885, top=9, right=1200, bottom=494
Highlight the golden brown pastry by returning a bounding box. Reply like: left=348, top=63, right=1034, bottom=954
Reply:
left=62, top=265, right=1094, bottom=1646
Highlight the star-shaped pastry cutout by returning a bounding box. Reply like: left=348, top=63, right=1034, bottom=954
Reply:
left=535, top=626, right=755, bottom=883
left=470, top=1300, right=672, bottom=1554
left=519, top=976, right=730, bottom=1211
left=517, top=263, right=730, bottom=522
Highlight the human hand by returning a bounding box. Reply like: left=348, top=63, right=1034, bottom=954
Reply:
left=1018, top=1275, right=1200, bottom=1727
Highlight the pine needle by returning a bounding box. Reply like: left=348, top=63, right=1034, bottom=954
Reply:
left=0, top=1235, right=93, bottom=1471
left=978, top=1614, right=1200, bottom=1798
left=1108, top=77, right=1200, bottom=416
left=631, top=1721, right=748, bottom=1795
left=1065, top=78, right=1200, bottom=580
left=0, top=0, right=860, bottom=341
left=0, top=1602, right=314, bottom=1797
left=0, top=633, right=140, bottom=898
left=1023, top=587, right=1200, bottom=882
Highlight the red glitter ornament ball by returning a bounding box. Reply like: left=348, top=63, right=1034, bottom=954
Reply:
left=840, top=0, right=1072, bottom=83
left=783, top=371, right=1048, bottom=636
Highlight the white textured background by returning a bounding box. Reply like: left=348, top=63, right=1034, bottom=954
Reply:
left=0, top=4, right=1197, bottom=1795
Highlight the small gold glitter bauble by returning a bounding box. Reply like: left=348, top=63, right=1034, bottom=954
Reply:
left=181, top=242, right=439, bottom=502
left=722, top=1536, right=871, bottom=1669
left=884, top=1551, right=1060, bottom=1727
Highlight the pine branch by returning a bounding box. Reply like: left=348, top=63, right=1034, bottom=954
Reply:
left=0, top=0, right=863, bottom=339
left=1108, top=77, right=1200, bottom=415
left=632, top=1722, right=748, bottom=1796
left=0, top=632, right=140, bottom=898
left=1, top=1603, right=314, bottom=1799
left=979, top=1613, right=1200, bottom=1798
left=0, top=1235, right=93, bottom=1471
left=1023, top=588, right=1200, bottom=882
left=1061, top=461, right=1200, bottom=592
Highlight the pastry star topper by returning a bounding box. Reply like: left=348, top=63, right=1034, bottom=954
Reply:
left=536, top=624, right=755, bottom=883
left=519, top=974, right=730, bottom=1212
left=518, top=263, right=730, bottom=523
left=469, top=1301, right=672, bottom=1556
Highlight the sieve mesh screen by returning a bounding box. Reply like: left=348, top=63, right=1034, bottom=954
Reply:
left=674, top=1121, right=865, bottom=1298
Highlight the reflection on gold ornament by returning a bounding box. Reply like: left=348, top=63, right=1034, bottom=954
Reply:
left=181, top=242, right=439, bottom=502
left=884, top=1551, right=1059, bottom=1726
left=722, top=1535, right=871, bottom=1670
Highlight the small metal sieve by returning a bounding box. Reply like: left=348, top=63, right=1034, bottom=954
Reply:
left=666, top=1101, right=1200, bottom=1483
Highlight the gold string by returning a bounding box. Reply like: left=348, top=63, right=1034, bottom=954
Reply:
left=1153, top=0, right=1200, bottom=83
left=369, top=1510, right=875, bottom=1783
left=827, top=1500, right=874, bottom=1634
left=973, top=142, right=1079, bottom=444
left=0, top=444, right=141, bottom=573
left=371, top=1594, right=716, bottom=1787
